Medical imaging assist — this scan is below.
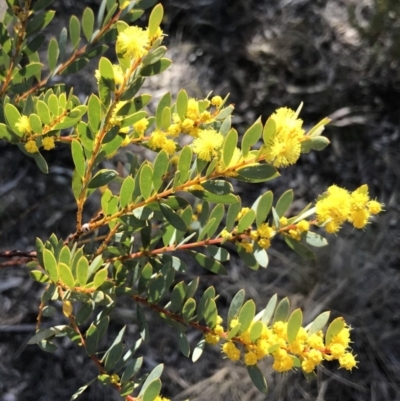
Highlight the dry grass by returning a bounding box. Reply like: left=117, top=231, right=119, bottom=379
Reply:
left=1, top=0, right=399, bottom=400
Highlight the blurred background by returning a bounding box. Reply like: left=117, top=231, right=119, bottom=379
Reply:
left=0, top=0, right=399, bottom=400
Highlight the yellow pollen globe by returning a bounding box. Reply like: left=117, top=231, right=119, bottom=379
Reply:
left=42, top=136, right=55, bottom=150
left=25, top=140, right=39, bottom=153
left=117, top=26, right=150, bottom=60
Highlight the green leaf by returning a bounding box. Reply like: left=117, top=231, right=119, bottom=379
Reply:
left=307, top=311, right=330, bottom=335
left=263, top=117, right=276, bottom=144
left=237, top=247, right=258, bottom=270
left=138, top=364, right=164, bottom=398
left=76, top=256, right=89, bottom=286
left=82, top=7, right=95, bottom=41
left=33, top=152, right=49, bottom=174
left=227, top=289, right=245, bottom=328
left=189, top=251, right=227, bottom=275
left=273, top=297, right=290, bottom=323
left=30, top=270, right=50, bottom=283
left=58, top=263, right=75, bottom=288
left=275, top=189, right=293, bottom=218
left=178, top=146, right=192, bottom=184
left=85, top=324, right=99, bottom=355
left=139, top=164, right=153, bottom=199
left=70, top=378, right=97, bottom=400
left=93, top=267, right=108, bottom=289
left=143, top=379, right=161, bottom=401
left=198, top=218, right=216, bottom=241
left=75, top=302, right=94, bottom=326
left=227, top=323, right=241, bottom=340
left=254, top=191, right=273, bottom=227
left=121, top=357, right=143, bottom=384
left=26, top=10, right=56, bottom=35
left=223, top=128, right=238, bottom=167
left=176, top=89, right=188, bottom=121
left=203, top=298, right=218, bottom=329
left=161, top=106, right=171, bottom=130
left=226, top=199, right=241, bottom=231
left=192, top=338, right=205, bottom=362
left=117, top=95, right=151, bottom=116
left=28, top=325, right=67, bottom=344
left=148, top=3, right=163, bottom=37
left=197, top=286, right=215, bottom=322
left=142, top=46, right=167, bottom=67
left=238, top=300, right=256, bottom=332
left=189, top=190, right=238, bottom=204
left=301, top=136, right=330, bottom=153
left=71, top=140, right=86, bottom=179
left=160, top=204, right=187, bottom=231
left=287, top=308, right=303, bottom=344
left=284, top=237, right=316, bottom=260
left=253, top=246, right=269, bottom=268
left=170, top=281, right=186, bottom=313
left=152, top=150, right=169, bottom=192
left=185, top=277, right=199, bottom=299
left=87, top=94, right=102, bottom=131
left=120, top=382, right=135, bottom=397
left=104, top=342, right=123, bottom=371
left=305, top=231, right=328, bottom=247
left=219, top=115, right=231, bottom=136
left=88, top=169, right=117, bottom=188
left=247, top=365, right=268, bottom=394
left=72, top=169, right=82, bottom=201
left=120, top=176, right=134, bottom=208
left=0, top=123, right=19, bottom=143
left=250, top=321, right=264, bottom=343
left=140, top=58, right=172, bottom=77
left=237, top=209, right=256, bottom=233
left=207, top=204, right=225, bottom=238
left=182, top=298, right=196, bottom=323
left=69, top=15, right=81, bottom=49
left=207, top=246, right=229, bottom=262
left=202, top=180, right=233, bottom=195
left=236, top=164, right=279, bottom=183
left=47, top=38, right=59, bottom=73
left=242, top=119, right=262, bottom=157
left=103, top=326, right=126, bottom=370
left=4, top=103, right=22, bottom=136
left=29, top=114, right=42, bottom=134
left=43, top=249, right=58, bottom=282
left=261, top=294, right=277, bottom=325
left=147, top=274, right=165, bottom=303
left=13, top=62, right=43, bottom=81
left=155, top=92, right=171, bottom=129
left=32, top=0, right=54, bottom=11
left=325, top=317, right=345, bottom=346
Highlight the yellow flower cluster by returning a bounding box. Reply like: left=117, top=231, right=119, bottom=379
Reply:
left=117, top=26, right=150, bottom=60
left=316, top=184, right=383, bottom=233
left=168, top=96, right=217, bottom=139
left=16, top=115, right=57, bottom=153
left=287, top=219, right=310, bottom=241
left=145, top=96, right=223, bottom=157
left=204, top=316, right=225, bottom=345
left=220, top=318, right=357, bottom=373
left=15, top=115, right=32, bottom=134
left=148, top=129, right=177, bottom=155
left=192, top=129, right=224, bottom=161
left=263, top=107, right=305, bottom=168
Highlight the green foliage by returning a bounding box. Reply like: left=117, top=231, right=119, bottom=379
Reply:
left=0, top=1, right=383, bottom=400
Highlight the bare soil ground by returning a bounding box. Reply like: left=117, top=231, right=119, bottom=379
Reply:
left=1, top=1, right=399, bottom=400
